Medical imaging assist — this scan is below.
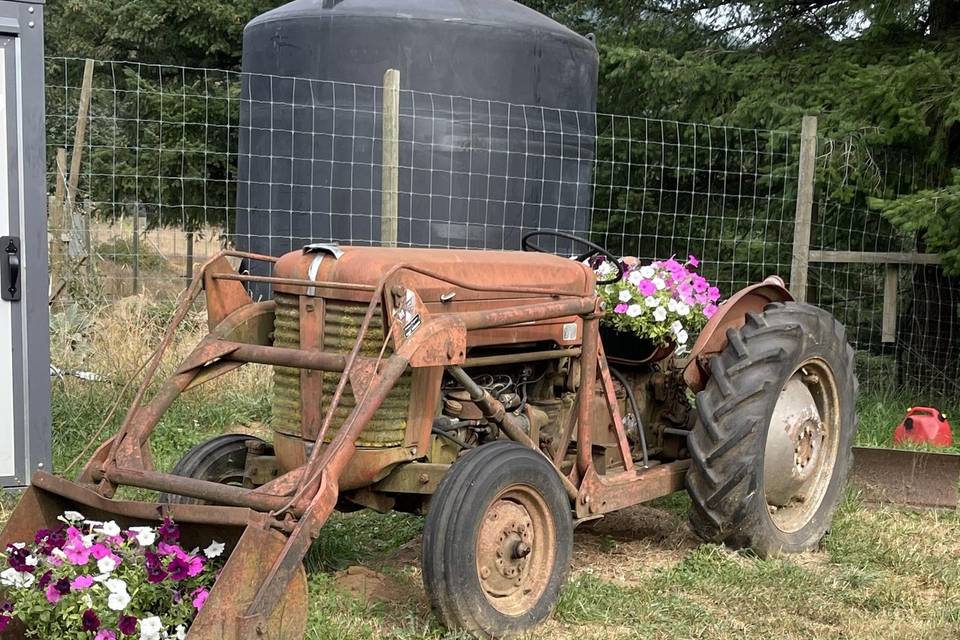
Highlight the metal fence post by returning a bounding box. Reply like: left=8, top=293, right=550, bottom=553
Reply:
left=790, top=115, right=817, bottom=302
left=381, top=68, right=400, bottom=248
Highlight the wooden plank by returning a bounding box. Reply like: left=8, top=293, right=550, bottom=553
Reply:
left=789, top=116, right=817, bottom=303
left=65, top=59, right=94, bottom=217
left=882, top=264, right=898, bottom=343
left=809, top=250, right=942, bottom=265
left=380, top=68, right=400, bottom=248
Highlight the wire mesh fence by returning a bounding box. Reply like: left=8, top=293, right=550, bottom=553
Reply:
left=44, top=56, right=960, bottom=398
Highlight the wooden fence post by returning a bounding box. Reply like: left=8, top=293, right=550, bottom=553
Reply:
left=381, top=68, right=400, bottom=248
left=790, top=115, right=818, bottom=302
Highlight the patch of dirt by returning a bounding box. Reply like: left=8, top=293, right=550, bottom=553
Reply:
left=334, top=566, right=411, bottom=604
left=571, top=504, right=698, bottom=586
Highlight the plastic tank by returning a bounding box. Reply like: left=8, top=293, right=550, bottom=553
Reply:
left=235, top=0, right=598, bottom=264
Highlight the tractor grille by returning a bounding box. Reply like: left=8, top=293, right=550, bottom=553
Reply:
left=271, top=293, right=411, bottom=446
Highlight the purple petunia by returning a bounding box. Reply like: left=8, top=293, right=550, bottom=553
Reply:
left=158, top=517, right=180, bottom=544
left=82, top=608, right=101, bottom=632
left=118, top=614, right=138, bottom=636
left=167, top=556, right=190, bottom=581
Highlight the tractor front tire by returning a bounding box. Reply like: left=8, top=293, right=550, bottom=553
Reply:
left=159, top=434, right=263, bottom=505
left=422, top=441, right=573, bottom=638
left=686, top=302, right=858, bottom=557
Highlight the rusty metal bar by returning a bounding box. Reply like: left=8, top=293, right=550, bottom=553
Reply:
left=225, top=343, right=349, bottom=372
left=212, top=272, right=377, bottom=292
left=463, top=348, right=581, bottom=368
left=30, top=472, right=260, bottom=528
left=101, top=467, right=293, bottom=513
left=458, top=297, right=595, bottom=331
left=577, top=315, right=600, bottom=475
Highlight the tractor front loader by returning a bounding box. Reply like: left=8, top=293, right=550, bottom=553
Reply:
left=0, top=232, right=858, bottom=639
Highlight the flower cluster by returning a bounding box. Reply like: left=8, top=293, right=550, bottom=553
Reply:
left=0, top=511, right=225, bottom=640
left=591, top=255, right=721, bottom=351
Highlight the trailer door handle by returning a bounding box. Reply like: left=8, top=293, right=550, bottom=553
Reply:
left=1, top=236, right=20, bottom=301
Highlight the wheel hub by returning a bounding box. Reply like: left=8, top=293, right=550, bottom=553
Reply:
left=762, top=361, right=841, bottom=533
left=477, top=500, right=534, bottom=597
left=764, top=377, right=826, bottom=507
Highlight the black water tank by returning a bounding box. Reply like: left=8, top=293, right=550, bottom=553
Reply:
left=235, top=0, right=598, bottom=262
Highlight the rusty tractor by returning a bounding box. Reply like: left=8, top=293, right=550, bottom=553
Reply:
left=0, top=231, right=858, bottom=638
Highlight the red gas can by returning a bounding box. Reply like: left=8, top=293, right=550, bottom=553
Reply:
left=893, top=407, right=953, bottom=447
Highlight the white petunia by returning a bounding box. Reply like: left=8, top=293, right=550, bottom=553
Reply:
left=626, top=304, right=642, bottom=317
left=204, top=541, right=225, bottom=559
left=173, top=625, right=187, bottom=640
left=62, top=510, right=85, bottom=523
left=51, top=548, right=68, bottom=562
left=627, top=271, right=642, bottom=285
left=639, top=265, right=655, bottom=279
left=644, top=296, right=660, bottom=308
left=676, top=302, right=690, bottom=317
left=667, top=298, right=678, bottom=312
left=670, top=320, right=683, bottom=334
left=107, top=589, right=131, bottom=611
left=10, top=543, right=25, bottom=550
left=106, top=577, right=128, bottom=594
left=618, top=289, right=632, bottom=303
left=24, top=555, right=38, bottom=567
left=98, top=521, right=122, bottom=537
left=129, top=527, right=157, bottom=547
left=98, top=555, right=118, bottom=574
left=0, top=567, right=35, bottom=589
left=677, top=329, right=689, bottom=345
left=652, top=277, right=666, bottom=290
left=653, top=306, right=667, bottom=322
left=140, top=616, right=164, bottom=640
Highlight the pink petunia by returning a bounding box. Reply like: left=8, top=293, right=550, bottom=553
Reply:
left=192, top=587, right=209, bottom=611
left=707, top=286, right=721, bottom=302
left=157, top=542, right=186, bottom=558
left=186, top=555, right=205, bottom=578
left=662, top=257, right=683, bottom=275
left=71, top=575, right=95, bottom=590
left=94, top=630, right=117, bottom=640
left=614, top=303, right=628, bottom=314
left=704, top=304, right=719, bottom=319
left=63, top=540, right=91, bottom=566
left=677, top=282, right=694, bottom=299
left=687, top=255, right=699, bottom=268
left=692, top=275, right=708, bottom=294
left=45, top=584, right=62, bottom=605
left=638, top=280, right=656, bottom=297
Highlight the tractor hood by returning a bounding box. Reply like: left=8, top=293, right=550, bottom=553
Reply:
left=272, top=246, right=595, bottom=303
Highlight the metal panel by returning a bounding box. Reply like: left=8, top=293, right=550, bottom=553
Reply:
left=0, top=0, right=49, bottom=488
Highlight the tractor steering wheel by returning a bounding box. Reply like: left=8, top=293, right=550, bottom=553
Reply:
left=521, top=230, right=625, bottom=285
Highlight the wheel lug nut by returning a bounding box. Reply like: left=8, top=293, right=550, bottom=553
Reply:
left=480, top=567, right=490, bottom=579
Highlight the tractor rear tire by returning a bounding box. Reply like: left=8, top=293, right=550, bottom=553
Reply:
left=685, top=302, right=858, bottom=557
left=159, top=434, right=263, bottom=505
left=422, top=441, right=573, bottom=639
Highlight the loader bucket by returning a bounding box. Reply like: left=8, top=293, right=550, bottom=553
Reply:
left=0, top=473, right=307, bottom=640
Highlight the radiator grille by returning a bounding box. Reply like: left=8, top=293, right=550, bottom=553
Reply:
left=271, top=293, right=410, bottom=446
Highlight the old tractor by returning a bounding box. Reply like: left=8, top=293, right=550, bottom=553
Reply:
left=1, top=232, right=857, bottom=638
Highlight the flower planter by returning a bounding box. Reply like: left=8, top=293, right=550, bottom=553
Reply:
left=600, top=325, right=676, bottom=365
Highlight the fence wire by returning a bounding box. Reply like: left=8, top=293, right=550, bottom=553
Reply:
left=44, top=56, right=960, bottom=398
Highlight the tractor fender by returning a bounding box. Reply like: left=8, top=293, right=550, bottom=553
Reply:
left=683, top=276, right=793, bottom=392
